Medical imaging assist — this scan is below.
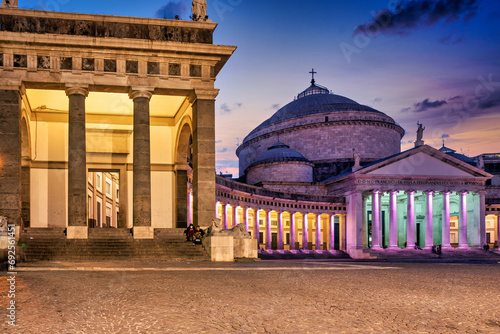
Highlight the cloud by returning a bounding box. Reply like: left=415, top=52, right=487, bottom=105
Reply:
left=270, top=104, right=281, bottom=111
left=215, top=140, right=222, bottom=144
left=155, top=1, right=188, bottom=20
left=354, top=0, right=478, bottom=36
left=373, top=98, right=382, bottom=103
left=402, top=98, right=447, bottom=112
left=441, top=134, right=450, bottom=139
left=217, top=147, right=228, bottom=153
left=477, top=91, right=500, bottom=110
left=219, top=102, right=243, bottom=114
left=407, top=140, right=413, bottom=144
left=438, top=34, right=464, bottom=44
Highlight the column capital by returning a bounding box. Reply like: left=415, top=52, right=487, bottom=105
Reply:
left=192, top=88, right=220, bottom=101
left=65, top=85, right=89, bottom=97
left=372, top=189, right=381, bottom=195
left=440, top=190, right=452, bottom=195
left=387, top=190, right=399, bottom=195
left=458, top=191, right=469, bottom=196
left=478, top=190, right=487, bottom=196
left=129, top=87, right=154, bottom=100
left=405, top=190, right=416, bottom=195
left=0, top=79, right=23, bottom=92
left=424, top=190, right=435, bottom=196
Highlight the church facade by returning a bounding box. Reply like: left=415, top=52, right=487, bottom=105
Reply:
left=214, top=77, right=499, bottom=259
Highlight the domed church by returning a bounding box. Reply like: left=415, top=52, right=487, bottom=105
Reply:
left=215, top=71, right=498, bottom=259
left=237, top=73, right=405, bottom=183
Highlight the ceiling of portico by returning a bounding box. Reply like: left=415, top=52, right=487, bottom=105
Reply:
left=25, top=89, right=188, bottom=119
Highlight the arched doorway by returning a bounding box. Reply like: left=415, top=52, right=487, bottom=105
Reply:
left=175, top=122, right=192, bottom=228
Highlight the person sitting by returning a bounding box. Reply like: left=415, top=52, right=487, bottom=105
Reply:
left=184, top=224, right=195, bottom=242
left=414, top=242, right=422, bottom=250
left=193, top=226, right=205, bottom=244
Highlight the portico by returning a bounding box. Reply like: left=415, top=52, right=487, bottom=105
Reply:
left=0, top=7, right=235, bottom=238
left=325, top=145, right=492, bottom=258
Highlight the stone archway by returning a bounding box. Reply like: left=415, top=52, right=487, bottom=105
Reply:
left=21, top=116, right=31, bottom=228
left=175, top=121, right=192, bottom=228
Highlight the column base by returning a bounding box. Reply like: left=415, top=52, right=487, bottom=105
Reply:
left=457, top=245, right=470, bottom=250
left=132, top=226, right=154, bottom=239
left=423, top=246, right=434, bottom=250
left=371, top=245, right=382, bottom=251
left=67, top=226, right=88, bottom=239
left=387, top=245, right=400, bottom=250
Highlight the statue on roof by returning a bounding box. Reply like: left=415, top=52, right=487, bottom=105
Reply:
left=192, top=0, right=207, bottom=21
left=1, top=0, right=18, bottom=8
left=353, top=148, right=361, bottom=171
left=416, top=122, right=425, bottom=142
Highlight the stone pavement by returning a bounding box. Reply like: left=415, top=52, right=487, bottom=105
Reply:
left=2, top=260, right=500, bottom=333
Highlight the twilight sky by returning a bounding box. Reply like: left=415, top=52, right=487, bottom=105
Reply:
left=20, top=0, right=500, bottom=176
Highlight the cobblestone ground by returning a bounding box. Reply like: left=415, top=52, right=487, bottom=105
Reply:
left=2, top=261, right=500, bottom=333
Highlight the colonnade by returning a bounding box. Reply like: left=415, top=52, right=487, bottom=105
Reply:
left=215, top=201, right=345, bottom=251
left=367, top=189, right=487, bottom=250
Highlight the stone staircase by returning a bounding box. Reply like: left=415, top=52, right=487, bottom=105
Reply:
left=20, top=228, right=209, bottom=262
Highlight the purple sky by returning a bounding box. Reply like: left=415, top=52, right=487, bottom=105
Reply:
left=19, top=0, right=500, bottom=176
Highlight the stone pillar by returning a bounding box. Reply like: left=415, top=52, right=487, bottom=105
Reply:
left=290, top=212, right=296, bottom=251
left=329, top=214, right=335, bottom=251
left=479, top=190, right=486, bottom=247
left=442, top=191, right=452, bottom=249
left=406, top=191, right=415, bottom=249
left=371, top=190, right=381, bottom=250
left=175, top=168, right=188, bottom=227
left=222, top=203, right=228, bottom=229
left=266, top=210, right=272, bottom=250
left=458, top=191, right=468, bottom=249
left=230, top=204, right=237, bottom=228
left=388, top=190, right=399, bottom=249
left=130, top=89, right=154, bottom=239
left=192, top=89, right=219, bottom=227
left=278, top=211, right=284, bottom=250
left=346, top=192, right=363, bottom=255
left=242, top=206, right=249, bottom=232
left=315, top=213, right=322, bottom=251
left=66, top=86, right=89, bottom=239
left=424, top=191, right=434, bottom=249
left=0, top=87, right=22, bottom=234
left=254, top=208, right=260, bottom=246
left=302, top=213, right=308, bottom=250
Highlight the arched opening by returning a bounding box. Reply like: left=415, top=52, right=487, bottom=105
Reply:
left=175, top=121, right=192, bottom=228
left=21, top=116, right=31, bottom=228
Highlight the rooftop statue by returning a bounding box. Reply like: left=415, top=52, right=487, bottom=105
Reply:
left=416, top=122, right=425, bottom=142
left=192, top=0, right=207, bottom=21
left=1, top=0, right=18, bottom=8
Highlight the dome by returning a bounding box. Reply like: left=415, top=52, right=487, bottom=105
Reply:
left=247, top=141, right=311, bottom=169
left=246, top=83, right=384, bottom=139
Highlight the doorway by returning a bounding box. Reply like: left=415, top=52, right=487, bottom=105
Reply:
left=88, top=170, right=120, bottom=228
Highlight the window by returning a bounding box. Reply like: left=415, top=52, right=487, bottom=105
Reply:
left=96, top=174, right=101, bottom=188
left=97, top=201, right=101, bottom=226
left=116, top=189, right=119, bottom=200
left=106, top=182, right=111, bottom=195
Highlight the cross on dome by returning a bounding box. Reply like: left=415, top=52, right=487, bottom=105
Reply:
left=309, top=68, right=317, bottom=84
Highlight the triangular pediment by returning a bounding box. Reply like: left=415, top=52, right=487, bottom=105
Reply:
left=360, top=146, right=491, bottom=178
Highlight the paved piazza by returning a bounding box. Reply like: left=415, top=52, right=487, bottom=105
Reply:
left=2, top=260, right=500, bottom=333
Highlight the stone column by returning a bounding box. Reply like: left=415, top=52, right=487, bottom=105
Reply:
left=329, top=214, right=335, bottom=251
left=230, top=204, right=237, bottom=228
left=406, top=191, right=415, bottom=249
left=290, top=212, right=296, bottom=251
left=254, top=208, right=260, bottom=246
left=192, top=89, right=219, bottom=227
left=442, top=191, right=452, bottom=249
left=0, top=86, right=22, bottom=235
left=242, top=206, right=249, bottom=232
left=371, top=190, right=381, bottom=250
left=315, top=213, right=322, bottom=251
left=424, top=191, right=434, bottom=249
left=222, top=203, right=228, bottom=229
left=346, top=192, right=363, bottom=255
left=66, top=86, right=89, bottom=239
left=130, top=89, right=154, bottom=239
left=479, top=190, right=486, bottom=247
left=302, top=213, right=308, bottom=250
left=278, top=211, right=284, bottom=250
left=175, top=168, right=188, bottom=227
left=388, top=190, right=399, bottom=249
left=458, top=191, right=468, bottom=248
left=266, top=210, right=272, bottom=250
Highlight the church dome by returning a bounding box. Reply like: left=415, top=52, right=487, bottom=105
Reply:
left=247, top=141, right=311, bottom=169
left=245, top=141, right=314, bottom=185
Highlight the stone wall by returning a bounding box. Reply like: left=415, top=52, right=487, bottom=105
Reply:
left=246, top=161, right=313, bottom=185
left=260, top=182, right=328, bottom=196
